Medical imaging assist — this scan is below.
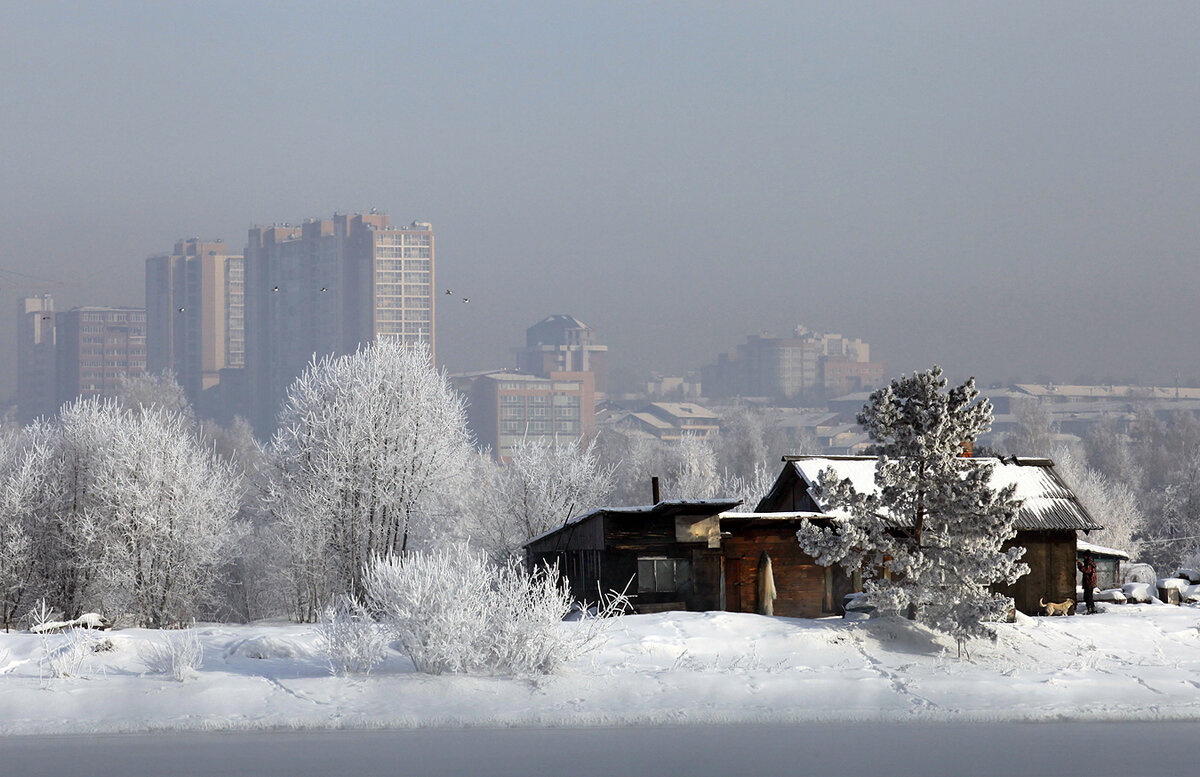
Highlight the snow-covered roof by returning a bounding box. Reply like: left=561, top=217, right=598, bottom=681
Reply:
left=779, top=455, right=1102, bottom=532
left=628, top=412, right=674, bottom=430
left=1077, top=540, right=1131, bottom=560
left=717, top=510, right=827, bottom=527
left=523, top=499, right=743, bottom=547
left=648, top=402, right=720, bottom=420
left=1013, top=383, right=1200, bottom=401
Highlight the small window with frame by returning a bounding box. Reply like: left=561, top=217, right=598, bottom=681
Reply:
left=637, top=556, right=691, bottom=593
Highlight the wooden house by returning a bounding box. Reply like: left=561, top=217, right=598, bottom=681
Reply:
left=718, top=511, right=860, bottom=617
left=755, top=455, right=1104, bottom=616
left=524, top=499, right=741, bottom=613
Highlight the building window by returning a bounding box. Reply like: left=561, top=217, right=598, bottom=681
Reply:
left=637, top=557, right=690, bottom=593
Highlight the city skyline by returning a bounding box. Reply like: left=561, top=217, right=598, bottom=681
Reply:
left=4, top=4, right=1200, bottom=400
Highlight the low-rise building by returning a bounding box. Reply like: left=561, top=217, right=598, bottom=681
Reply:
left=626, top=402, right=721, bottom=441
left=456, top=370, right=595, bottom=460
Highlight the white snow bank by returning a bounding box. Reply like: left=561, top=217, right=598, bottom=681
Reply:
left=1157, top=578, right=1190, bottom=591
left=7, top=607, right=1200, bottom=735
left=1122, top=583, right=1156, bottom=603
left=29, top=613, right=112, bottom=634
left=1096, top=589, right=1127, bottom=604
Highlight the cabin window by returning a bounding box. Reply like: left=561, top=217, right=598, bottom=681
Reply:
left=637, top=557, right=691, bottom=593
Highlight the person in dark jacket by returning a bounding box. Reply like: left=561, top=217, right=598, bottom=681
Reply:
left=1077, top=551, right=1098, bottom=614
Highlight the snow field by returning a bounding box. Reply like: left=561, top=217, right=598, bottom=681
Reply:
left=4, top=604, right=1200, bottom=736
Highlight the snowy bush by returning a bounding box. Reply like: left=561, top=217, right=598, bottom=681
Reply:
left=316, top=595, right=388, bottom=675
left=42, top=628, right=105, bottom=680
left=29, top=599, right=106, bottom=679
left=141, top=626, right=204, bottom=681
left=365, top=544, right=623, bottom=675
left=1122, top=582, right=1155, bottom=604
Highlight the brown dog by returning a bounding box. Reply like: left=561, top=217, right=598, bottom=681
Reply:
left=1040, top=597, right=1074, bottom=616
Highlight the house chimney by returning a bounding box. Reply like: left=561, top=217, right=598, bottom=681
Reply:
left=651, top=476, right=661, bottom=504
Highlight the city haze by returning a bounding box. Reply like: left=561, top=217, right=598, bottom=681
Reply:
left=3, top=2, right=1199, bottom=398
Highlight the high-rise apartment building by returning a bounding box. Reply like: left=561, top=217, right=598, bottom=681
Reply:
left=244, top=213, right=434, bottom=434
left=514, top=314, right=608, bottom=396
left=16, top=294, right=57, bottom=423
left=54, top=307, right=146, bottom=405
left=145, top=238, right=244, bottom=408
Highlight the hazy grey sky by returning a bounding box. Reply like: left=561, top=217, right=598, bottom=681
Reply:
left=3, top=2, right=1199, bottom=397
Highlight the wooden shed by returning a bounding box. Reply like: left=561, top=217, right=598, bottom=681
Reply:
left=754, top=455, right=1103, bottom=616
left=524, top=499, right=741, bottom=613
left=1076, top=540, right=1130, bottom=591
left=718, top=512, right=860, bottom=617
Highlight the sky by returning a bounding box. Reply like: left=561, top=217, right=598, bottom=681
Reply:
left=3, top=2, right=1200, bottom=398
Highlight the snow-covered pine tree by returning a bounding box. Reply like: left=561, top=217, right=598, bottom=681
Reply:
left=797, top=366, right=1028, bottom=650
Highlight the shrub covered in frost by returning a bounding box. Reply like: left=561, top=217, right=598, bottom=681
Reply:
left=316, top=595, right=388, bottom=675
left=141, top=626, right=204, bottom=681
left=365, top=544, right=622, bottom=675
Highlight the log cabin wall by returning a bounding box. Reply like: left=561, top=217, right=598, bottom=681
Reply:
left=722, top=524, right=840, bottom=618
left=603, top=513, right=721, bottom=612
left=995, top=530, right=1078, bottom=615
left=526, top=514, right=607, bottom=603
left=756, top=465, right=821, bottom=513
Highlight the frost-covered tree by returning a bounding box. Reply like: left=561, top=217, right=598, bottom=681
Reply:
left=797, top=367, right=1027, bottom=650
left=1138, top=449, right=1200, bottom=572
left=1002, top=399, right=1058, bottom=457
left=197, top=416, right=275, bottom=622
left=55, top=400, right=243, bottom=626
left=473, top=438, right=614, bottom=561
left=265, top=341, right=472, bottom=619
left=661, top=434, right=720, bottom=500
left=595, top=429, right=668, bottom=505
left=115, top=370, right=193, bottom=419
left=365, top=543, right=621, bottom=675
left=1082, top=418, right=1142, bottom=487
left=597, top=427, right=735, bottom=505
left=718, top=462, right=777, bottom=513
left=0, top=400, right=243, bottom=625
left=0, top=426, right=38, bottom=629
left=1053, top=445, right=1144, bottom=559
left=714, top=405, right=773, bottom=480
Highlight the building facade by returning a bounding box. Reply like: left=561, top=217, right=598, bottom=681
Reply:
left=145, top=238, right=244, bottom=409
left=514, top=314, right=608, bottom=397
left=702, top=325, right=884, bottom=402
left=626, top=402, right=721, bottom=441
left=16, top=294, right=57, bottom=423
left=54, top=307, right=146, bottom=405
left=458, top=370, right=595, bottom=460
left=243, top=213, right=434, bottom=434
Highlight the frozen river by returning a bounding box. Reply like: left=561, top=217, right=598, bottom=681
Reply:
left=0, top=721, right=1191, bottom=777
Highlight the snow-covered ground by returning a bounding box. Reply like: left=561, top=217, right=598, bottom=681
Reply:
left=3, top=603, right=1200, bottom=736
